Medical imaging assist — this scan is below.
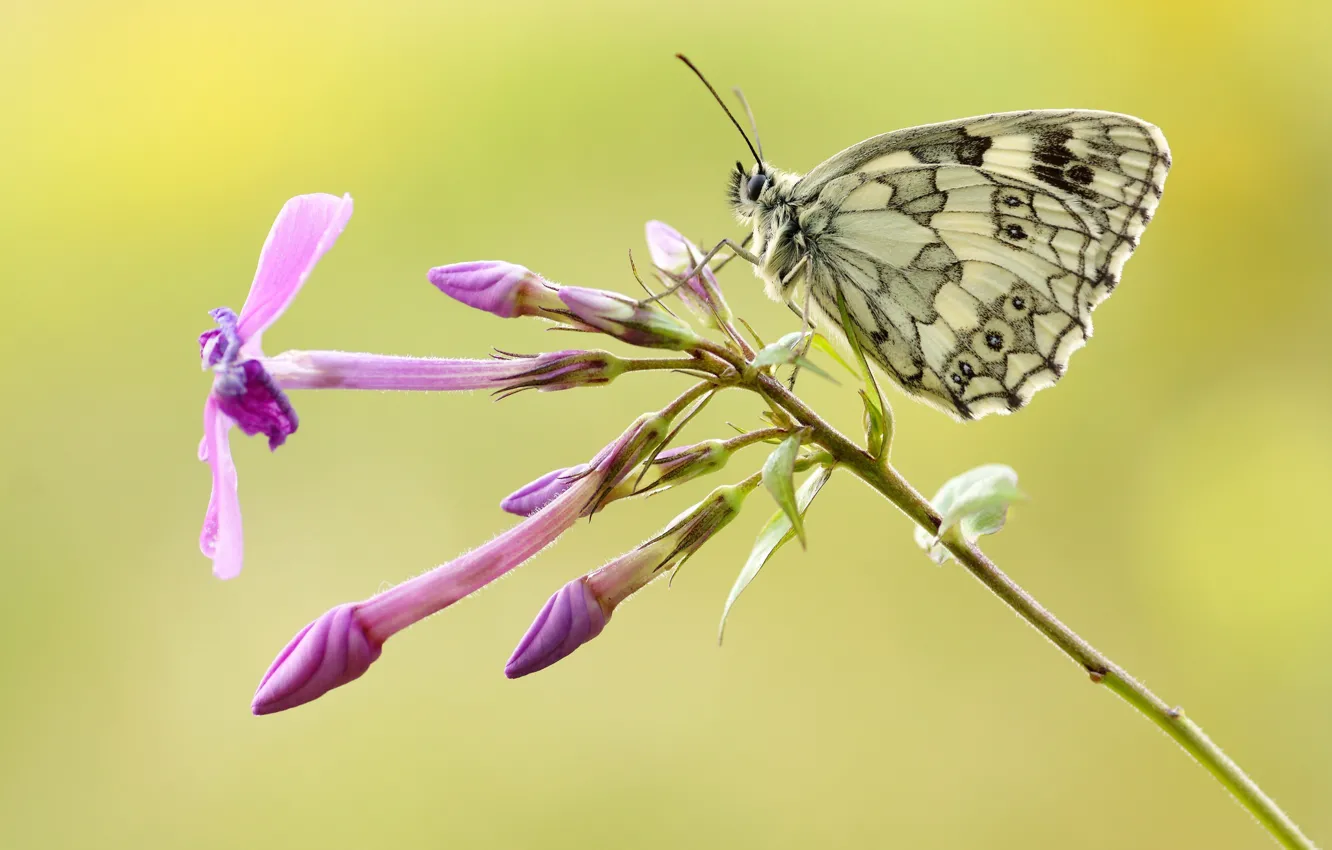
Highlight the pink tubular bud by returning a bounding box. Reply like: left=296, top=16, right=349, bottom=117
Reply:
left=251, top=604, right=382, bottom=715
left=557, top=287, right=702, bottom=351
left=500, top=464, right=590, bottom=517
left=427, top=261, right=565, bottom=319
left=504, top=578, right=608, bottom=679
left=504, top=483, right=752, bottom=678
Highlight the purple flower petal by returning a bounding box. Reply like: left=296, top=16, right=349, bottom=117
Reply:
left=500, top=464, right=589, bottom=517
left=213, top=360, right=299, bottom=450
left=199, top=397, right=244, bottom=580
left=251, top=604, right=383, bottom=715
left=505, top=578, right=608, bottom=679
left=199, top=329, right=224, bottom=367
left=427, top=261, right=563, bottom=319
left=200, top=307, right=241, bottom=369
left=645, top=220, right=720, bottom=303
left=235, top=193, right=354, bottom=351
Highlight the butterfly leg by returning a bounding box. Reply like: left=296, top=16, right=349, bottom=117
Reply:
left=704, top=232, right=754, bottom=275
left=638, top=238, right=761, bottom=306
left=782, top=257, right=815, bottom=389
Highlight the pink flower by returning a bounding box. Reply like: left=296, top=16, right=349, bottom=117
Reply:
left=503, top=577, right=607, bottom=679
left=262, top=349, right=626, bottom=394
left=197, top=193, right=353, bottom=579
left=427, top=261, right=565, bottom=319
left=644, top=220, right=732, bottom=324
left=505, top=482, right=751, bottom=678
left=251, top=413, right=669, bottom=714
left=499, top=464, right=591, bottom=517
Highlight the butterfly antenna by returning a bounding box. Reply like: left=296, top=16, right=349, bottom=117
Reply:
left=675, top=54, right=763, bottom=167
left=731, top=86, right=764, bottom=162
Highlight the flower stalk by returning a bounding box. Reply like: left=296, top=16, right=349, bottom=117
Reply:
left=732, top=365, right=1318, bottom=850
left=221, top=202, right=1317, bottom=849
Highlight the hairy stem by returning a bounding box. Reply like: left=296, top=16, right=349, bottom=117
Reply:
left=622, top=354, right=726, bottom=375
left=741, top=370, right=1317, bottom=850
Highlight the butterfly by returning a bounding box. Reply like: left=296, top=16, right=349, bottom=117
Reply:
left=681, top=58, right=1170, bottom=420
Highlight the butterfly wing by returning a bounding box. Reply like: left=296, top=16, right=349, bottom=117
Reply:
left=791, top=110, right=1169, bottom=419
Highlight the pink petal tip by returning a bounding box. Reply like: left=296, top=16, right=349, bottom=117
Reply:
left=505, top=578, right=608, bottom=679
left=427, top=261, right=554, bottom=319
left=252, top=604, right=383, bottom=715
left=500, top=464, right=587, bottom=517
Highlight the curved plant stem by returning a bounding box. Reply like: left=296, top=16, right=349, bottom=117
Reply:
left=732, top=365, right=1318, bottom=850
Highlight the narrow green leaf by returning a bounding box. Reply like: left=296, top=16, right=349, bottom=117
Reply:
left=834, top=288, right=891, bottom=457
left=859, top=389, right=886, bottom=458
left=762, top=430, right=808, bottom=548
left=809, top=333, right=859, bottom=376
left=913, top=464, right=1023, bottom=564
left=719, top=466, right=834, bottom=643
left=792, top=355, right=836, bottom=382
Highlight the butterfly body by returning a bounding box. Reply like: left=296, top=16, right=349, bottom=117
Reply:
left=728, top=110, right=1170, bottom=420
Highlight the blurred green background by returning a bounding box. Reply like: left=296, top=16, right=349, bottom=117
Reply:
left=2, top=0, right=1330, bottom=846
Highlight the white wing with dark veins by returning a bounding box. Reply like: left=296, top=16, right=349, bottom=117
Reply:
left=791, top=110, right=1169, bottom=419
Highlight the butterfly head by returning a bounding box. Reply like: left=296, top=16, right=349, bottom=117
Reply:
left=727, top=161, right=770, bottom=221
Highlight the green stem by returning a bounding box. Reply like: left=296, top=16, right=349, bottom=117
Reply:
left=743, top=370, right=1318, bottom=850
left=621, top=354, right=725, bottom=376
left=1100, top=674, right=1314, bottom=848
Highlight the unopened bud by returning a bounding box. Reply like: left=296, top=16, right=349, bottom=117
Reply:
left=557, top=287, right=702, bottom=351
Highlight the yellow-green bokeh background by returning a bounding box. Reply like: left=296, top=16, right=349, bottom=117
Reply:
left=3, top=0, right=1330, bottom=846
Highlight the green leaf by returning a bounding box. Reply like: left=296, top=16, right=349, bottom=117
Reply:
left=859, top=389, right=886, bottom=459
left=750, top=333, right=836, bottom=382
left=762, top=430, right=808, bottom=548
left=833, top=288, right=891, bottom=458
left=750, top=332, right=803, bottom=368
left=809, top=333, right=859, bottom=377
left=720, top=466, right=834, bottom=643
left=913, top=464, right=1023, bottom=564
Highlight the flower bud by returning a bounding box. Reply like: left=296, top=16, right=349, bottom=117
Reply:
left=492, top=350, right=627, bottom=394
left=428, top=261, right=565, bottom=319
left=504, top=483, right=751, bottom=678
left=645, top=439, right=731, bottom=490
left=592, top=411, right=671, bottom=509
left=504, top=577, right=607, bottom=679
left=251, top=604, right=382, bottom=715
left=645, top=220, right=732, bottom=324
left=500, top=464, right=590, bottom=517
left=557, top=287, right=702, bottom=351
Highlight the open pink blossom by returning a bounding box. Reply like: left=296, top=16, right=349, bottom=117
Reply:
left=197, top=193, right=354, bottom=579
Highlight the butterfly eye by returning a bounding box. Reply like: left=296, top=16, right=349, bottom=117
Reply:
left=744, top=172, right=768, bottom=203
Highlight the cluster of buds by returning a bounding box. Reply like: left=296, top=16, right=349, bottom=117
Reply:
left=196, top=193, right=849, bottom=715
